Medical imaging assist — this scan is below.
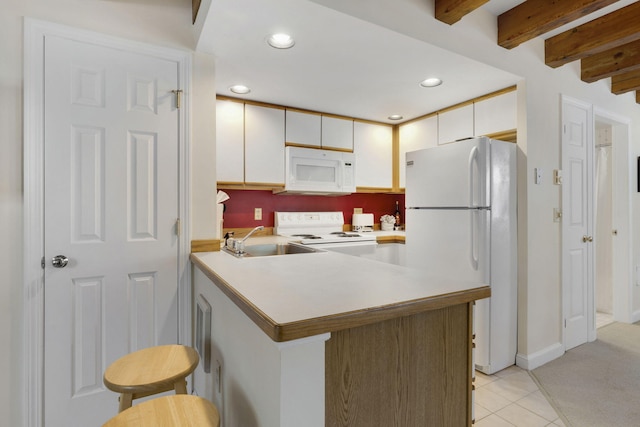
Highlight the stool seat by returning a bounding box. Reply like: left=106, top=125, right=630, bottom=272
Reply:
left=102, top=395, right=220, bottom=427
left=104, top=345, right=199, bottom=412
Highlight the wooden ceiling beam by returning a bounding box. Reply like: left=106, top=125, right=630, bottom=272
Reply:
left=581, top=39, right=640, bottom=83
left=498, top=0, right=618, bottom=50
left=435, top=0, right=489, bottom=25
left=545, top=1, right=640, bottom=68
left=611, top=70, right=640, bottom=95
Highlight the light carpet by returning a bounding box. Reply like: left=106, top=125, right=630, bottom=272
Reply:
left=531, top=322, right=640, bottom=427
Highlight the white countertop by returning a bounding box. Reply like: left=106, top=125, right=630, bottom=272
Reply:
left=192, top=233, right=488, bottom=341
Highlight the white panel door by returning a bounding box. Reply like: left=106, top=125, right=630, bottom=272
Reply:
left=562, top=97, right=593, bottom=351
left=44, top=35, right=180, bottom=426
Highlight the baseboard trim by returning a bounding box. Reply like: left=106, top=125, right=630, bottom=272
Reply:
left=516, top=342, right=564, bottom=371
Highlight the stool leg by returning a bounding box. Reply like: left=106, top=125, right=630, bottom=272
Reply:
left=119, top=393, right=133, bottom=412
left=174, top=378, right=188, bottom=394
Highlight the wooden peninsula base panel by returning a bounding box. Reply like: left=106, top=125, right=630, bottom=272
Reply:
left=325, top=303, right=472, bottom=427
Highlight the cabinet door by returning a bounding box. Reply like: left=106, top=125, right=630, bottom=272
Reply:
left=322, top=116, right=354, bottom=151
left=438, top=104, right=474, bottom=145
left=285, top=110, right=321, bottom=147
left=474, top=91, right=517, bottom=136
left=245, top=105, right=285, bottom=184
left=216, top=100, right=244, bottom=183
left=354, top=122, right=392, bottom=188
left=399, top=115, right=437, bottom=188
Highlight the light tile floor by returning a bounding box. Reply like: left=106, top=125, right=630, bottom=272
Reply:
left=475, top=312, right=615, bottom=426
left=596, top=311, right=614, bottom=329
left=474, top=366, right=565, bottom=427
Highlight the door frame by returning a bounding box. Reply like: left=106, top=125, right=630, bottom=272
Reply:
left=561, top=95, right=633, bottom=352
left=23, top=18, right=191, bottom=427
left=593, top=107, right=633, bottom=324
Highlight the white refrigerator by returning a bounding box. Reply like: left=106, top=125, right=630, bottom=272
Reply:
left=405, top=136, right=517, bottom=375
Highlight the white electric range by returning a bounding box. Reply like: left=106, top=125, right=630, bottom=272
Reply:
left=274, top=211, right=377, bottom=247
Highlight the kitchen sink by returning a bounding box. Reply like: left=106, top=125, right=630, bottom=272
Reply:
left=223, top=243, right=322, bottom=258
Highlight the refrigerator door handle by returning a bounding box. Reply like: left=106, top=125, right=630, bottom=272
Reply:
left=468, top=146, right=478, bottom=207
left=470, top=210, right=479, bottom=270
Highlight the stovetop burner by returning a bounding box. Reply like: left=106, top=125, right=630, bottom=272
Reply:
left=274, top=211, right=376, bottom=246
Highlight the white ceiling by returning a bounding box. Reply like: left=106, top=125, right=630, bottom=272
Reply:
left=196, top=0, right=527, bottom=123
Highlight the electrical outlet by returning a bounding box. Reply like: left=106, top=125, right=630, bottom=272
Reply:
left=354, top=208, right=363, bottom=214
left=254, top=208, right=262, bottom=220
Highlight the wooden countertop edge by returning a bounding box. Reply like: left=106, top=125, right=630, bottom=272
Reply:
left=376, top=235, right=405, bottom=243
left=191, top=254, right=490, bottom=342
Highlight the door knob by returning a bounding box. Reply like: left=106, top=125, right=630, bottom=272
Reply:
left=52, top=255, right=69, bottom=268
left=582, top=235, right=593, bottom=243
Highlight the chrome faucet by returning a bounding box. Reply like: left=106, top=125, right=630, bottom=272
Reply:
left=226, top=225, right=264, bottom=254
left=240, top=225, right=264, bottom=243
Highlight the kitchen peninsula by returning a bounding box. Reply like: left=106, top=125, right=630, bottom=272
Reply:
left=191, top=237, right=489, bottom=427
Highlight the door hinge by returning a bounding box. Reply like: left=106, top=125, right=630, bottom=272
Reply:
left=564, top=319, right=567, bottom=328
left=171, top=89, right=183, bottom=109
left=41, top=256, right=45, bottom=269
left=175, top=218, right=182, bottom=237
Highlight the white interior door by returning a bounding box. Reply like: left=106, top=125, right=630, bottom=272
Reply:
left=561, top=96, right=594, bottom=351
left=43, top=35, right=180, bottom=426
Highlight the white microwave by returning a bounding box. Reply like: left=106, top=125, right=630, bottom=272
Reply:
left=280, top=146, right=356, bottom=195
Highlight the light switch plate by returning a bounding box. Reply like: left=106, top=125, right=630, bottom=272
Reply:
left=535, top=168, right=543, bottom=184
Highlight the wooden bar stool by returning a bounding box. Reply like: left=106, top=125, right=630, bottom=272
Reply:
left=102, top=395, right=220, bottom=427
left=103, top=345, right=199, bottom=412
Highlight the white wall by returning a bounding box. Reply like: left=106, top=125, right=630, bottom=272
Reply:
left=1, top=1, right=217, bottom=425
left=311, top=0, right=640, bottom=365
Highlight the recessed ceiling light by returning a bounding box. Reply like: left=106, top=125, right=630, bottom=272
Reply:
left=229, top=84, right=251, bottom=94
left=419, top=78, right=443, bottom=88
left=388, top=115, right=403, bottom=121
left=267, top=33, right=295, bottom=49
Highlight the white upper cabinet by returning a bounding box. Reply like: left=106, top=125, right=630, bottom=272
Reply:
left=474, top=91, right=517, bottom=136
left=437, top=104, right=474, bottom=145
left=285, top=110, right=321, bottom=147
left=322, top=116, right=354, bottom=151
left=216, top=100, right=245, bottom=183
left=399, top=115, right=438, bottom=188
left=245, top=104, right=285, bottom=184
left=354, top=122, right=392, bottom=188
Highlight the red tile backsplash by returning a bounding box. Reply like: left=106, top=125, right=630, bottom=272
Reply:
left=219, top=190, right=405, bottom=228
